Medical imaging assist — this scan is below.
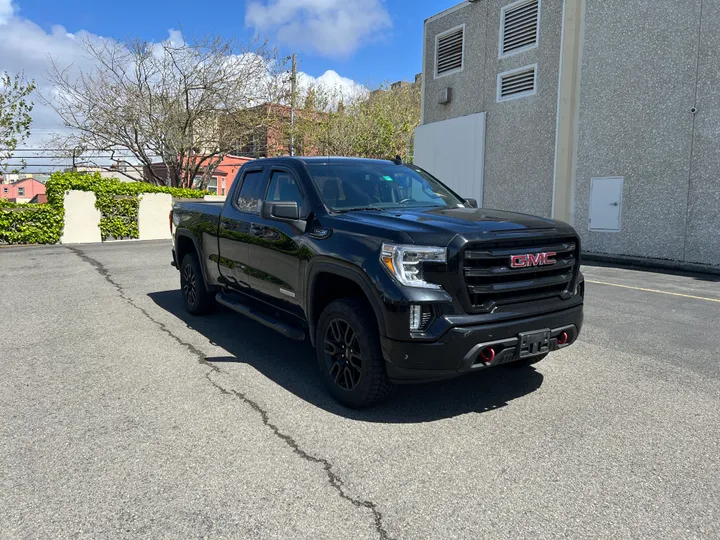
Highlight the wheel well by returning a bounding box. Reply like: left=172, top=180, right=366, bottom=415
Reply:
left=310, top=272, right=376, bottom=331
left=175, top=235, right=197, bottom=265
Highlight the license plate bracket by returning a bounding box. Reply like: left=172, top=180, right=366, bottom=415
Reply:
left=518, top=329, right=551, bottom=358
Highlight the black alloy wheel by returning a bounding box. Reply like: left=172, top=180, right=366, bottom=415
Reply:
left=324, top=318, right=363, bottom=391
left=315, top=298, right=394, bottom=408
left=179, top=252, right=213, bottom=315
left=182, top=263, right=198, bottom=306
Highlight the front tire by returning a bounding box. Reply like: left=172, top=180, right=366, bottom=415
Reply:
left=180, top=252, right=213, bottom=315
left=316, top=298, right=394, bottom=408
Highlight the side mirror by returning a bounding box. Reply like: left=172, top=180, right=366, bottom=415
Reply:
left=465, top=198, right=478, bottom=208
left=261, top=201, right=300, bottom=221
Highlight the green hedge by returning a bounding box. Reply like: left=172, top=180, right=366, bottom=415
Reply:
left=44, top=172, right=208, bottom=207
left=0, top=172, right=208, bottom=245
left=99, top=197, right=140, bottom=240
left=0, top=204, right=64, bottom=244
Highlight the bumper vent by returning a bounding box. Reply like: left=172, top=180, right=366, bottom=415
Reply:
left=462, top=238, right=578, bottom=313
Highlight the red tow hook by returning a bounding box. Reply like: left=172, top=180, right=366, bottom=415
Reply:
left=557, top=332, right=569, bottom=346
left=479, top=347, right=496, bottom=364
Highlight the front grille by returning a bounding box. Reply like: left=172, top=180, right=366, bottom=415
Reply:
left=462, top=238, right=578, bottom=312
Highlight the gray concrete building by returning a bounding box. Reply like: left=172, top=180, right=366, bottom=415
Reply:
left=415, top=0, right=720, bottom=268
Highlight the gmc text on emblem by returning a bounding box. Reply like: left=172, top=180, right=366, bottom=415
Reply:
left=510, top=252, right=558, bottom=269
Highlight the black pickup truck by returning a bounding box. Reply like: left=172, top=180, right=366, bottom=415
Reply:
left=171, top=157, right=584, bottom=407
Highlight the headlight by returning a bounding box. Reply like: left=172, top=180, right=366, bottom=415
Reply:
left=380, top=243, right=446, bottom=289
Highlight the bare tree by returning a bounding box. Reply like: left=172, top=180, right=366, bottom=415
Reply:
left=45, top=33, right=288, bottom=187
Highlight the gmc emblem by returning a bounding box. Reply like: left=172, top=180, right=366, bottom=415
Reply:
left=510, top=252, right=557, bottom=269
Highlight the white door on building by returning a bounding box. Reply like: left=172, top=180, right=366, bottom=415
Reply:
left=589, top=177, right=624, bottom=232
left=413, top=112, right=486, bottom=205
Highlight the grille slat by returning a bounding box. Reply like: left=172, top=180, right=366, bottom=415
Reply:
left=468, top=273, right=573, bottom=294
left=464, top=257, right=575, bottom=277
left=466, top=242, right=575, bottom=259
left=462, top=237, right=578, bottom=312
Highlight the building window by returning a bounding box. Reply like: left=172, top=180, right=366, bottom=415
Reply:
left=17, top=187, right=24, bottom=196
left=497, top=64, right=538, bottom=102
left=207, top=177, right=218, bottom=194
left=435, top=25, right=465, bottom=78
left=500, top=0, right=540, bottom=58
left=2, top=188, right=7, bottom=194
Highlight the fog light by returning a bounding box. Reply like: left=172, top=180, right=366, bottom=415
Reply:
left=409, top=305, right=422, bottom=331
left=575, top=280, right=585, bottom=298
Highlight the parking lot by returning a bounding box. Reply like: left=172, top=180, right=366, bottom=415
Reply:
left=2, top=241, right=719, bottom=539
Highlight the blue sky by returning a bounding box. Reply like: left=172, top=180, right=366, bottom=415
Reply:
left=8, top=0, right=460, bottom=86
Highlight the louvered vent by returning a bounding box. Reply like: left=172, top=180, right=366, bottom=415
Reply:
left=498, top=66, right=537, bottom=101
left=501, top=0, right=540, bottom=56
left=436, top=27, right=464, bottom=76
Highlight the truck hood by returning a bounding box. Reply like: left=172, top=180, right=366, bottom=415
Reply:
left=337, top=206, right=570, bottom=245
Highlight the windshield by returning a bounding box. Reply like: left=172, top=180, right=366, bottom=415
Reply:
left=305, top=162, right=465, bottom=212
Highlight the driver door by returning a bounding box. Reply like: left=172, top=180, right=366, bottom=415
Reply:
left=241, top=167, right=307, bottom=317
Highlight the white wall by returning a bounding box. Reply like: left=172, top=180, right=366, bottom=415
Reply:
left=60, top=190, right=102, bottom=244
left=414, top=112, right=486, bottom=204
left=138, top=193, right=172, bottom=241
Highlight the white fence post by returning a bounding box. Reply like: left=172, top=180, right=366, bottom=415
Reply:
left=138, top=193, right=172, bottom=241
left=60, top=190, right=102, bottom=244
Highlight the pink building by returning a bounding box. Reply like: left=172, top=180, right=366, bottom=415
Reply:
left=186, top=154, right=253, bottom=195
left=1, top=178, right=46, bottom=202
left=213, top=155, right=253, bottom=196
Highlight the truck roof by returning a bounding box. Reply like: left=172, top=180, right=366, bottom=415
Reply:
left=263, top=156, right=400, bottom=167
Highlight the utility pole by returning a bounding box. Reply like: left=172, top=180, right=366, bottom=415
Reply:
left=290, top=54, right=297, bottom=157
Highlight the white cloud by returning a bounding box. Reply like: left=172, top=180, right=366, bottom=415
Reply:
left=0, top=11, right=363, bottom=166
left=0, top=17, right=103, bottom=152
left=298, top=69, right=366, bottom=102
left=245, top=0, right=391, bottom=58
left=0, top=0, right=14, bottom=25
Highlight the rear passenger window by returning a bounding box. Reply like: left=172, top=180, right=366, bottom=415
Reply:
left=235, top=170, right=265, bottom=214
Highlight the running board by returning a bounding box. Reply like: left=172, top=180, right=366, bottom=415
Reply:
left=215, top=292, right=305, bottom=341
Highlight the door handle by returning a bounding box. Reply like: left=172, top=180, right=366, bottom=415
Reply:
left=610, top=202, right=619, bottom=207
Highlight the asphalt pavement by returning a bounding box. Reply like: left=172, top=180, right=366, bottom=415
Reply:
left=1, top=241, right=719, bottom=539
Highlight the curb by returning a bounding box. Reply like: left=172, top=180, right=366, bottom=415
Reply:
left=582, top=252, right=720, bottom=278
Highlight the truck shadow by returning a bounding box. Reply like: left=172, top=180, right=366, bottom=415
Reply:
left=148, top=290, right=544, bottom=423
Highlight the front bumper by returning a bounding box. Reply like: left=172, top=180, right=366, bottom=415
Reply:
left=381, top=305, right=583, bottom=383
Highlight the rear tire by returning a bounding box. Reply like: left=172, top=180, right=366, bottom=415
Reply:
left=508, top=353, right=548, bottom=368
left=316, top=298, right=395, bottom=408
left=180, top=252, right=213, bottom=315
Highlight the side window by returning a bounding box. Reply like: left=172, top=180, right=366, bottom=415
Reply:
left=265, top=171, right=304, bottom=207
left=235, top=170, right=266, bottom=214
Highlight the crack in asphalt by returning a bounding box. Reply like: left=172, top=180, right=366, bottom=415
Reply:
left=67, top=245, right=394, bottom=540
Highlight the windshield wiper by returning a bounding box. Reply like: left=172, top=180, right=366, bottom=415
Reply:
left=335, top=207, right=383, bottom=213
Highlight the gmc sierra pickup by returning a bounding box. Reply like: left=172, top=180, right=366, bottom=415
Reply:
left=171, top=157, right=584, bottom=408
